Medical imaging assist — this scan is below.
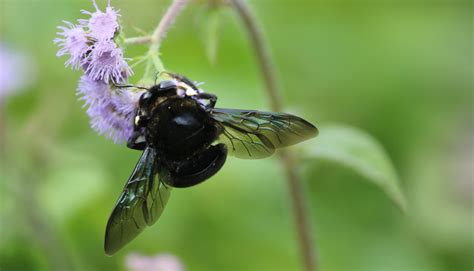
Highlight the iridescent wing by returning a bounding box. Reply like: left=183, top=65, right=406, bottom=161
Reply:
left=210, top=108, right=318, bottom=159
left=104, top=147, right=171, bottom=255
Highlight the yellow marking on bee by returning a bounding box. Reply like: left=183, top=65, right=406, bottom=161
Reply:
left=135, top=116, right=140, bottom=126
left=186, top=88, right=197, bottom=96
left=177, top=81, right=198, bottom=96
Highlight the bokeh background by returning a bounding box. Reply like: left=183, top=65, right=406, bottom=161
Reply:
left=0, top=0, right=472, bottom=270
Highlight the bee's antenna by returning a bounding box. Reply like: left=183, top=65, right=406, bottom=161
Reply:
left=114, top=84, right=149, bottom=91
left=154, top=71, right=162, bottom=86
left=159, top=71, right=178, bottom=79
left=153, top=71, right=177, bottom=85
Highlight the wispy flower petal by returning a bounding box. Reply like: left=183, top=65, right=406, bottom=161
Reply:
left=54, top=21, right=89, bottom=69
left=56, top=0, right=137, bottom=144
left=78, top=75, right=139, bottom=143
left=85, top=40, right=132, bottom=83
left=81, top=0, right=120, bottom=41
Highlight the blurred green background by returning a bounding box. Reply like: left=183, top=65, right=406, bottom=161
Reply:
left=0, top=0, right=472, bottom=270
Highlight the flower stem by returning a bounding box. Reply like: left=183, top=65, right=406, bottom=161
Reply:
left=140, top=0, right=189, bottom=77
left=125, top=0, right=189, bottom=48
left=229, top=1, right=317, bottom=270
left=126, top=0, right=189, bottom=74
left=149, top=0, right=189, bottom=53
left=229, top=0, right=282, bottom=111
left=124, top=36, right=151, bottom=45
left=279, top=151, right=317, bottom=271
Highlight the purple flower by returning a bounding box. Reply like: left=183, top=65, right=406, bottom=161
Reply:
left=126, top=253, right=185, bottom=271
left=55, top=0, right=131, bottom=84
left=78, top=75, right=140, bottom=143
left=81, top=0, right=120, bottom=41
left=85, top=40, right=132, bottom=83
left=54, top=21, right=89, bottom=69
left=55, top=0, right=137, bottom=144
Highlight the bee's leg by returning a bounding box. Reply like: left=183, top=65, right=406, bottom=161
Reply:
left=126, top=130, right=147, bottom=150
left=196, top=93, right=217, bottom=109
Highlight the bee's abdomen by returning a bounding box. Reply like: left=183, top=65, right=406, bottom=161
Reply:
left=160, top=143, right=228, bottom=188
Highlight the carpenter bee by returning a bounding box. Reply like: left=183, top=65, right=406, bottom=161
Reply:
left=104, top=73, right=318, bottom=255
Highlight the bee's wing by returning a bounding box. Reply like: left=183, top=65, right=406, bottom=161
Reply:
left=210, top=108, right=318, bottom=159
left=104, top=147, right=171, bottom=255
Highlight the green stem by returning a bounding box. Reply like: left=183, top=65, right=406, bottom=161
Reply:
left=149, top=0, right=189, bottom=54
left=127, top=0, right=189, bottom=75
left=150, top=51, right=165, bottom=73
left=229, top=1, right=317, bottom=271
left=124, top=36, right=151, bottom=45
left=144, top=0, right=189, bottom=78
left=229, top=0, right=282, bottom=111
left=124, top=0, right=189, bottom=48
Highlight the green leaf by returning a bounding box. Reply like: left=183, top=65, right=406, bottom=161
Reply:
left=302, top=124, right=407, bottom=212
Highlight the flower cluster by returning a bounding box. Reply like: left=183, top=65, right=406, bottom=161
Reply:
left=55, top=0, right=139, bottom=143
left=54, top=0, right=131, bottom=82
left=77, top=75, right=139, bottom=143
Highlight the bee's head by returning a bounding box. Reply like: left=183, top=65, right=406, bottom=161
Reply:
left=134, top=80, right=179, bottom=127
left=150, top=80, right=178, bottom=95
left=149, top=78, right=199, bottom=99
left=139, top=80, right=177, bottom=107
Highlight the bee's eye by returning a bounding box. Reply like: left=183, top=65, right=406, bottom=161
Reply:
left=139, top=92, right=153, bottom=107
left=158, top=80, right=177, bottom=91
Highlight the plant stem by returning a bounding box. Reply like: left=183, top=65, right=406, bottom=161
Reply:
left=124, top=36, right=151, bottom=45
left=229, top=1, right=317, bottom=271
left=149, top=0, right=189, bottom=53
left=125, top=0, right=190, bottom=48
left=279, top=151, right=317, bottom=271
left=125, top=0, right=189, bottom=72
left=144, top=0, right=189, bottom=74
left=229, top=0, right=282, bottom=111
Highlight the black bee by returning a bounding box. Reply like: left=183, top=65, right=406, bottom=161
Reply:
left=104, top=73, right=318, bottom=255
